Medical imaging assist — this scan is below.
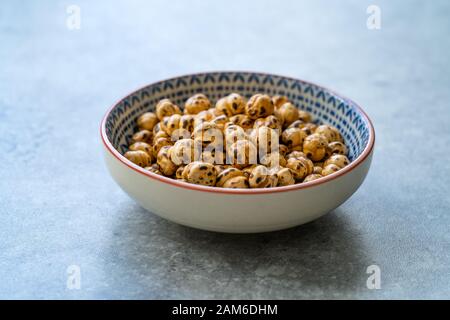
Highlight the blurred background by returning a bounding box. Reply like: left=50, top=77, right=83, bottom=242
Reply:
left=1, top=0, right=449, bottom=299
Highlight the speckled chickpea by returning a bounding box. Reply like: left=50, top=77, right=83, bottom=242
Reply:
left=254, top=115, right=282, bottom=132
left=175, top=166, right=185, bottom=179
left=272, top=95, right=289, bottom=109
left=193, top=109, right=214, bottom=128
left=250, top=126, right=279, bottom=156
left=157, top=146, right=178, bottom=176
left=145, top=163, right=162, bottom=175
left=210, top=115, right=229, bottom=130
left=279, top=144, right=289, bottom=157
left=321, top=164, right=340, bottom=176
left=182, top=161, right=217, bottom=186
left=286, top=156, right=313, bottom=181
left=129, top=142, right=155, bottom=162
left=214, top=164, right=233, bottom=174
left=224, top=124, right=248, bottom=149
left=328, top=141, right=347, bottom=156
left=132, top=129, right=153, bottom=144
left=281, top=127, right=307, bottom=149
left=152, top=137, right=173, bottom=158
left=160, top=114, right=182, bottom=136
left=315, top=125, right=343, bottom=143
left=313, top=166, right=323, bottom=174
left=137, top=112, right=158, bottom=131
left=260, top=152, right=287, bottom=167
left=153, top=129, right=170, bottom=142
left=303, top=173, right=323, bottom=182
left=249, top=165, right=278, bottom=188
left=298, top=109, right=312, bottom=123
left=192, top=121, right=222, bottom=147
left=185, top=94, right=211, bottom=115
left=288, top=120, right=317, bottom=135
left=124, top=150, right=151, bottom=167
left=276, top=167, right=295, bottom=186
left=229, top=140, right=257, bottom=169
left=228, top=114, right=253, bottom=129
left=287, top=150, right=307, bottom=159
left=155, top=99, right=181, bottom=120
left=170, top=138, right=196, bottom=165
left=215, top=93, right=246, bottom=116
left=303, top=133, right=328, bottom=161
left=216, top=168, right=248, bottom=188
left=246, top=94, right=274, bottom=120
left=324, top=154, right=350, bottom=168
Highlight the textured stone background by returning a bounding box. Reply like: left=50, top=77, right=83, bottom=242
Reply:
left=1, top=0, right=449, bottom=299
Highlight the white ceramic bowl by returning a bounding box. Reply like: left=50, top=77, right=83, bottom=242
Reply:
left=101, top=72, right=375, bottom=233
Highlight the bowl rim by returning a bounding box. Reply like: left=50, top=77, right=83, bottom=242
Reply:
left=100, top=71, right=375, bottom=195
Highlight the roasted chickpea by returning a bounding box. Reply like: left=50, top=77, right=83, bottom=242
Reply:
left=315, top=125, right=343, bottom=143
left=129, top=142, right=155, bottom=162
left=249, top=165, right=278, bottom=188
left=246, top=94, right=274, bottom=119
left=272, top=95, right=289, bottom=109
left=328, top=141, right=347, bottom=155
left=185, top=94, right=211, bottom=114
left=323, top=154, right=350, bottom=168
left=160, top=114, right=182, bottom=136
left=303, top=133, right=328, bottom=161
left=260, top=152, right=287, bottom=168
left=170, top=138, right=196, bottom=165
left=137, top=112, right=158, bottom=131
left=313, top=166, right=323, bottom=174
left=286, top=156, right=313, bottom=180
left=254, top=115, right=282, bottom=132
left=288, top=120, right=317, bottom=135
left=153, top=137, right=173, bottom=158
left=250, top=125, right=279, bottom=154
left=229, top=140, right=257, bottom=169
left=303, top=173, right=323, bottom=182
left=182, top=161, right=217, bottom=186
left=155, top=99, right=181, bottom=120
left=193, top=109, right=215, bottom=128
left=210, top=115, right=229, bottom=131
left=145, top=163, right=162, bottom=175
left=157, top=146, right=178, bottom=176
left=321, top=164, right=340, bottom=176
left=215, top=93, right=246, bottom=116
left=216, top=168, right=248, bottom=188
left=228, top=114, right=253, bottom=129
left=276, top=167, right=295, bottom=186
left=192, top=121, right=223, bottom=147
left=278, top=102, right=299, bottom=127
left=287, top=150, right=307, bottom=159
left=132, top=129, right=153, bottom=144
left=298, top=109, right=312, bottom=122
left=124, top=150, right=151, bottom=167
left=281, top=127, right=307, bottom=149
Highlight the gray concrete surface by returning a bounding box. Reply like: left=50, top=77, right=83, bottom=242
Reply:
left=1, top=0, right=449, bottom=299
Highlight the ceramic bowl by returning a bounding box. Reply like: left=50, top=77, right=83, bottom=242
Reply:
left=101, top=72, right=375, bottom=233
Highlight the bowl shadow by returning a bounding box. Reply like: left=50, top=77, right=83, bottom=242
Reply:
left=106, top=204, right=371, bottom=299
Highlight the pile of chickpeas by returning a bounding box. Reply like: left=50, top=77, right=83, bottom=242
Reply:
left=124, top=93, right=350, bottom=188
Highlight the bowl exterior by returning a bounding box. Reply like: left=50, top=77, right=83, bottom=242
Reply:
left=103, top=145, right=373, bottom=233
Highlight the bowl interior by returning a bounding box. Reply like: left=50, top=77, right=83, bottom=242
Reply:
left=104, top=72, right=371, bottom=162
